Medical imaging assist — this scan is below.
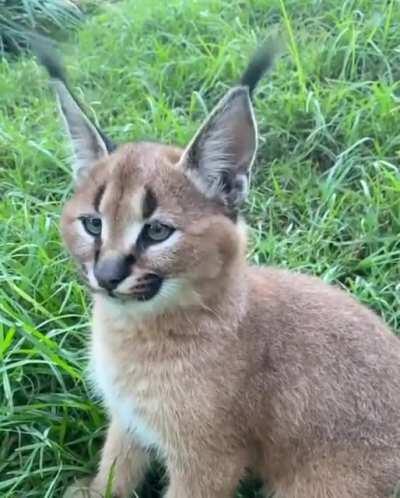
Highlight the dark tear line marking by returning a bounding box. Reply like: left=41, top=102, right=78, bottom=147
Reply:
left=94, top=236, right=102, bottom=264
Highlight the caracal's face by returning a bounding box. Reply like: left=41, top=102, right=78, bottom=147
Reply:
left=38, top=46, right=262, bottom=314
left=61, top=142, right=243, bottom=313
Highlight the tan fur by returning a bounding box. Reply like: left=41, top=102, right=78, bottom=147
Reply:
left=60, top=140, right=400, bottom=498
left=32, top=38, right=397, bottom=497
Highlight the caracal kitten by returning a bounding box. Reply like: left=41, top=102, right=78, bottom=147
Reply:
left=36, top=43, right=400, bottom=498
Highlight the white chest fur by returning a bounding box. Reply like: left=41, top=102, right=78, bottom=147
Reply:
left=89, top=334, right=163, bottom=451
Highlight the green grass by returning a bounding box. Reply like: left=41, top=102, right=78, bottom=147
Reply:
left=0, top=0, right=83, bottom=54
left=1, top=0, right=400, bottom=496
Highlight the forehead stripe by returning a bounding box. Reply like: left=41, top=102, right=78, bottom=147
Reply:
left=93, top=183, right=106, bottom=212
left=142, top=186, right=158, bottom=219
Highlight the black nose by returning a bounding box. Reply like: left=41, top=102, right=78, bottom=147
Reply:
left=94, top=256, right=131, bottom=291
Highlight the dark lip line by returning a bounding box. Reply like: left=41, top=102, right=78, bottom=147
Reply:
left=82, top=273, right=164, bottom=301
left=89, top=287, right=160, bottom=301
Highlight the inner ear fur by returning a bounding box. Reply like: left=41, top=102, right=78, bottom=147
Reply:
left=181, top=86, right=257, bottom=208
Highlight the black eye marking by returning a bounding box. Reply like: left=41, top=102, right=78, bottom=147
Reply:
left=142, top=186, right=158, bottom=219
left=93, top=184, right=106, bottom=212
left=80, top=216, right=102, bottom=237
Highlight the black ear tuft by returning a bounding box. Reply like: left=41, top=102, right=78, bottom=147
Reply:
left=33, top=37, right=117, bottom=183
left=32, top=37, right=116, bottom=155
left=240, top=37, right=282, bottom=95
left=31, top=37, right=67, bottom=82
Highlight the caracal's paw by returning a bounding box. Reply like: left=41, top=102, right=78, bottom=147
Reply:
left=63, top=478, right=103, bottom=498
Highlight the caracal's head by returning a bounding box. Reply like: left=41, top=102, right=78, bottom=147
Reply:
left=37, top=43, right=274, bottom=315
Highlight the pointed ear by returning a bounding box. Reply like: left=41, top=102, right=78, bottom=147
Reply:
left=52, top=79, right=112, bottom=183
left=181, top=86, right=257, bottom=208
left=34, top=40, right=115, bottom=184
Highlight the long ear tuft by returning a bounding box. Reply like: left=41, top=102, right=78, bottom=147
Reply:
left=32, top=38, right=115, bottom=183
left=240, top=39, right=278, bottom=95
left=181, top=39, right=280, bottom=211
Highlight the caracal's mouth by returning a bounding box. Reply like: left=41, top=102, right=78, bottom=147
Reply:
left=110, top=273, right=163, bottom=302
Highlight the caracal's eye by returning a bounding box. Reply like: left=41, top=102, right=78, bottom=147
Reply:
left=80, top=216, right=102, bottom=236
left=144, top=221, right=174, bottom=243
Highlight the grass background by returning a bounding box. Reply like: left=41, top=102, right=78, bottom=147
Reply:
left=1, top=0, right=399, bottom=496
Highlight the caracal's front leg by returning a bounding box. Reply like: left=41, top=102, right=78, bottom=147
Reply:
left=64, top=417, right=150, bottom=498
left=164, top=450, right=246, bottom=498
